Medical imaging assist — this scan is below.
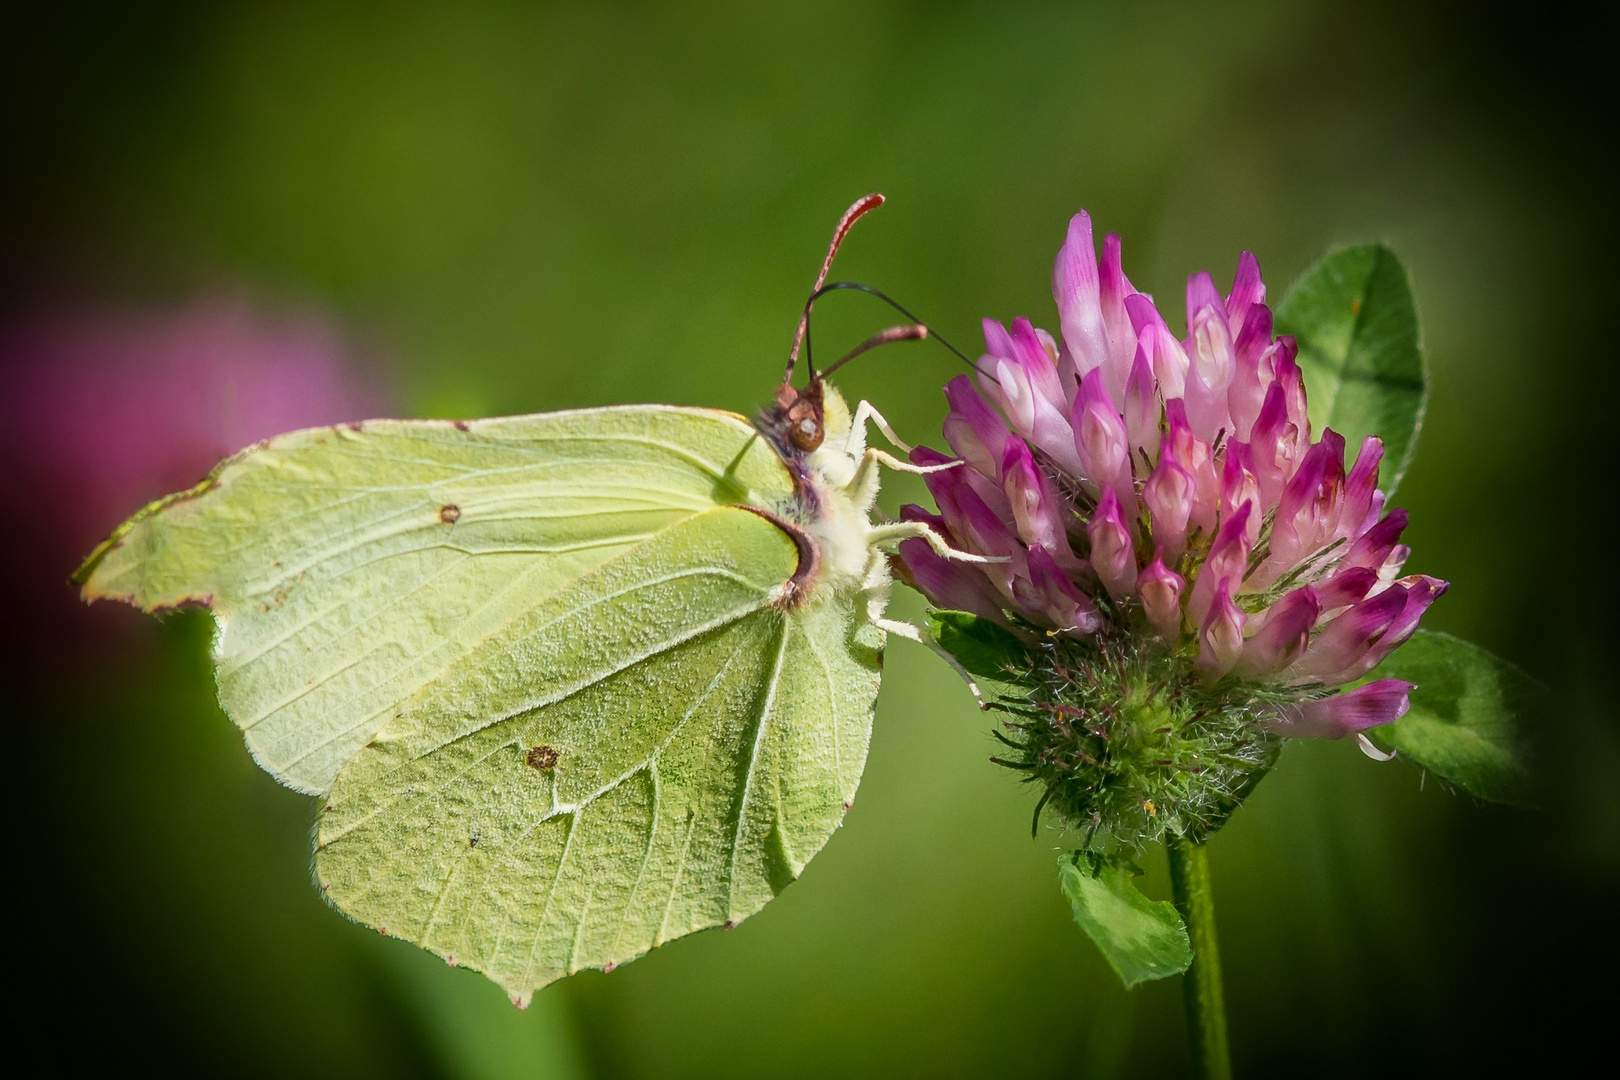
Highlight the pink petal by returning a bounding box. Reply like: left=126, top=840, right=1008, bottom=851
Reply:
left=916, top=443, right=1017, bottom=524
left=1251, top=432, right=1345, bottom=590
left=1276, top=345, right=1311, bottom=443
left=1087, top=487, right=1138, bottom=602
left=1224, top=252, right=1267, bottom=332
left=1235, top=586, right=1320, bottom=677
left=1291, top=583, right=1409, bottom=681
left=930, top=476, right=1017, bottom=561
left=898, top=534, right=1009, bottom=624
left=1137, top=548, right=1186, bottom=638
left=1072, top=367, right=1134, bottom=512
left=1002, top=438, right=1082, bottom=570
left=1335, top=436, right=1384, bottom=546
left=1323, top=575, right=1449, bottom=683
left=1262, top=679, right=1415, bottom=739
left=1249, top=381, right=1298, bottom=508
left=1097, top=231, right=1138, bottom=402
left=1010, top=317, right=1067, bottom=408
left=1162, top=400, right=1221, bottom=534
left=989, top=352, right=1082, bottom=477
left=1028, top=543, right=1101, bottom=635
left=1185, top=300, right=1236, bottom=444
left=1314, top=566, right=1378, bottom=612
left=1123, top=346, right=1159, bottom=467
left=1227, top=305, right=1275, bottom=441
left=1195, top=578, right=1245, bottom=680
left=1053, top=212, right=1109, bottom=380
left=1128, top=296, right=1190, bottom=401
left=942, top=374, right=1010, bottom=480
left=1220, top=441, right=1262, bottom=547
left=1185, top=271, right=1223, bottom=328
left=1344, top=508, right=1408, bottom=572
left=1143, top=453, right=1194, bottom=568
left=1187, top=500, right=1253, bottom=627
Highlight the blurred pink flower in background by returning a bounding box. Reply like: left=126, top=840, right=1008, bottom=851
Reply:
left=1, top=295, right=388, bottom=656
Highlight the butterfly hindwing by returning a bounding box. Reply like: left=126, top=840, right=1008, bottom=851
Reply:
left=75, top=406, right=794, bottom=794
left=314, top=506, right=881, bottom=1003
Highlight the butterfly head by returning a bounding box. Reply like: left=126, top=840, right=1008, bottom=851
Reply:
left=759, top=378, right=850, bottom=460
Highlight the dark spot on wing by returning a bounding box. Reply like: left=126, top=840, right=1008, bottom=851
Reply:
left=527, top=745, right=559, bottom=770
left=439, top=504, right=461, bottom=524
left=454, top=420, right=470, bottom=431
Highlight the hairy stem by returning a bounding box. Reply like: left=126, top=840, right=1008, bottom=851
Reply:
left=1168, top=838, right=1231, bottom=1080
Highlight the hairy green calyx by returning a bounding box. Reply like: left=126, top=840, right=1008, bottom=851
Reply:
left=932, top=612, right=1282, bottom=852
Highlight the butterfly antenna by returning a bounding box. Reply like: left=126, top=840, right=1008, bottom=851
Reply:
left=802, top=280, right=979, bottom=376
left=818, top=324, right=929, bottom=379
left=785, top=193, right=885, bottom=385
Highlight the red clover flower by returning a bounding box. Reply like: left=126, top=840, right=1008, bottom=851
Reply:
left=897, top=211, right=1446, bottom=849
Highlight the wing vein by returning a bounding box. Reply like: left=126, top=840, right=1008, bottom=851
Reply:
left=726, top=614, right=790, bottom=921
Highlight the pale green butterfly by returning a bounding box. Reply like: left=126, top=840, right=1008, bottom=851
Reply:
left=74, top=195, right=988, bottom=1006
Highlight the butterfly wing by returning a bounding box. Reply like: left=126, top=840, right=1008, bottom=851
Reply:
left=78, top=405, right=882, bottom=997
left=75, top=406, right=796, bottom=795
left=316, top=505, right=881, bottom=1003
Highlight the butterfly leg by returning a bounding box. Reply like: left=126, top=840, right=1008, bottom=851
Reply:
left=845, top=447, right=961, bottom=515
left=870, top=615, right=989, bottom=710
left=866, top=520, right=1008, bottom=564
left=866, top=448, right=962, bottom=475
left=847, top=399, right=914, bottom=456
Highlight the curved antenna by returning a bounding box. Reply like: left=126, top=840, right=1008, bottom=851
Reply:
left=800, top=280, right=980, bottom=378
left=818, top=324, right=929, bottom=380
left=784, top=193, right=885, bottom=385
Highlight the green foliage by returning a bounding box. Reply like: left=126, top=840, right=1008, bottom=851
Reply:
left=77, top=406, right=883, bottom=1004
left=1060, top=852, right=1192, bottom=989
left=1368, top=630, right=1538, bottom=807
left=1277, top=243, right=1427, bottom=497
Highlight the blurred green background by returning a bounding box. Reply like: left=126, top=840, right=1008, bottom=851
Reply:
left=5, top=1, right=1615, bottom=1076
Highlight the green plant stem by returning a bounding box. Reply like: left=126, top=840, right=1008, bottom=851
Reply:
left=1168, top=838, right=1231, bottom=1080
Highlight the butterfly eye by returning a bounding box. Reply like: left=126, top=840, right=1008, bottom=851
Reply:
left=788, top=412, right=824, bottom=451
left=780, top=384, right=827, bottom=453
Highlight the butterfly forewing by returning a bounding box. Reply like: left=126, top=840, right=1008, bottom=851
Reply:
left=76, top=406, right=793, bottom=794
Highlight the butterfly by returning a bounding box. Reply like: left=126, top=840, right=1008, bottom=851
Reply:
left=74, top=194, right=987, bottom=1006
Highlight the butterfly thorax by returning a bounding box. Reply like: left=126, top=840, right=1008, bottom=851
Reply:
left=755, top=380, right=883, bottom=604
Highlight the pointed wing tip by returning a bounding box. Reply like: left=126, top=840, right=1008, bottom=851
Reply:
left=69, top=555, right=106, bottom=594
left=71, top=537, right=217, bottom=616
left=71, top=529, right=130, bottom=594
left=71, top=467, right=228, bottom=601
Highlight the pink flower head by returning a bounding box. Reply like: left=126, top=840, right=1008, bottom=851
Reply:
left=900, top=211, right=1445, bottom=744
